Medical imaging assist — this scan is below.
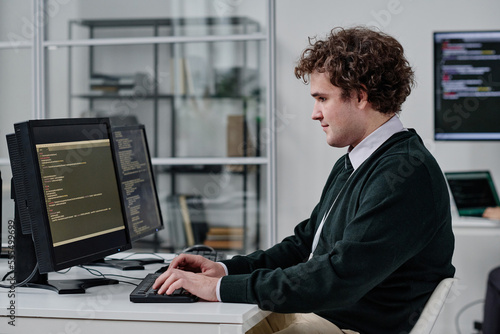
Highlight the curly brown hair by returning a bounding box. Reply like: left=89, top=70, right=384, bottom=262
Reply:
left=294, top=26, right=415, bottom=114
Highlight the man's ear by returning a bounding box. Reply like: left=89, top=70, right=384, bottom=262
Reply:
left=356, top=87, right=369, bottom=109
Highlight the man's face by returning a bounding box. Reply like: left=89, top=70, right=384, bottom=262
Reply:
left=310, top=71, right=368, bottom=148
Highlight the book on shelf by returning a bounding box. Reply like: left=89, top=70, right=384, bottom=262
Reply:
left=203, top=226, right=244, bottom=250
left=205, top=226, right=244, bottom=236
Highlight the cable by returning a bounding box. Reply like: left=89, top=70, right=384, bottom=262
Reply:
left=0, top=263, right=40, bottom=289
left=2, top=270, right=14, bottom=282
left=55, top=267, right=72, bottom=275
left=1, top=263, right=142, bottom=289
left=455, top=299, right=484, bottom=334
left=119, top=252, right=164, bottom=261
left=78, top=265, right=141, bottom=286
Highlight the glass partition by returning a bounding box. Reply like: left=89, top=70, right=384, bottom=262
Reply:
left=0, top=0, right=274, bottom=254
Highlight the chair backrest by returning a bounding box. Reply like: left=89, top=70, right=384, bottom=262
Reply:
left=409, top=277, right=458, bottom=334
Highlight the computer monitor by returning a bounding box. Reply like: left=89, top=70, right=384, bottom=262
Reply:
left=89, top=125, right=165, bottom=270
left=434, top=30, right=500, bottom=140
left=7, top=118, right=132, bottom=293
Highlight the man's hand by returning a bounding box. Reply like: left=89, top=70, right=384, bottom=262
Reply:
left=483, top=206, right=500, bottom=219
left=152, top=254, right=227, bottom=302
left=153, top=268, right=220, bottom=302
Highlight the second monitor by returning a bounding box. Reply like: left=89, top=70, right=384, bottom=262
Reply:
left=91, top=124, right=165, bottom=270
left=112, top=125, right=164, bottom=243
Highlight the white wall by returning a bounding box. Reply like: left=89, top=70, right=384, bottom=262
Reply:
left=274, top=1, right=500, bottom=332
left=0, top=1, right=34, bottom=257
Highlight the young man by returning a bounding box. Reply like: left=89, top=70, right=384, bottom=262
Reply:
left=154, top=26, right=455, bottom=333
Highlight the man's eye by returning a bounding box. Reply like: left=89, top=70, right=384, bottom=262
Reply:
left=319, top=97, right=326, bottom=102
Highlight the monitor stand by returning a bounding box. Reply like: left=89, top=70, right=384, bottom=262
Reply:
left=23, top=275, right=119, bottom=294
left=23, top=274, right=118, bottom=295
left=88, top=258, right=145, bottom=271
left=87, top=256, right=164, bottom=271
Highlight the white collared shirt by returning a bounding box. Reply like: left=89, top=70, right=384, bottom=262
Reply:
left=348, top=115, right=407, bottom=171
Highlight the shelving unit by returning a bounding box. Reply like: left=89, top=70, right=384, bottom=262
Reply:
left=65, top=12, right=275, bottom=254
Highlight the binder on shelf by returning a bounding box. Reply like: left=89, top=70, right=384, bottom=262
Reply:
left=166, top=195, right=186, bottom=251
left=184, top=195, right=209, bottom=245
left=178, top=195, right=195, bottom=247
left=226, top=114, right=256, bottom=172
left=170, top=58, right=187, bottom=95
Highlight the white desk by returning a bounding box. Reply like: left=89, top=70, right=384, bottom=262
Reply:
left=0, top=255, right=269, bottom=334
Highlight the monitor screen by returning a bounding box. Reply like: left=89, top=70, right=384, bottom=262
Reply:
left=434, top=30, right=500, bottom=140
left=7, top=118, right=131, bottom=283
left=111, top=125, right=163, bottom=242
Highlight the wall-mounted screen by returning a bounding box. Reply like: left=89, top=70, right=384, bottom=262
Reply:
left=434, top=30, right=500, bottom=140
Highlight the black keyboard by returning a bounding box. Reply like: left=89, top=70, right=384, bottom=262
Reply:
left=130, top=273, right=199, bottom=303
left=129, top=249, right=226, bottom=303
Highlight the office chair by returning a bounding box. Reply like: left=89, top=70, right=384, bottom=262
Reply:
left=409, top=278, right=458, bottom=334
left=481, top=266, right=500, bottom=334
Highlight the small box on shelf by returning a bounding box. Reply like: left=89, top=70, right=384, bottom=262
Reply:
left=89, top=72, right=152, bottom=96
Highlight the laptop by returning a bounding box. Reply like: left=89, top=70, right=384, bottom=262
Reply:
left=445, top=171, right=500, bottom=217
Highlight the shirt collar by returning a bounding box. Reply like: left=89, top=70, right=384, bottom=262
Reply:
left=348, top=115, right=406, bottom=171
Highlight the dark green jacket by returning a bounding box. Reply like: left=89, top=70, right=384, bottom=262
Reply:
left=220, top=130, right=455, bottom=334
